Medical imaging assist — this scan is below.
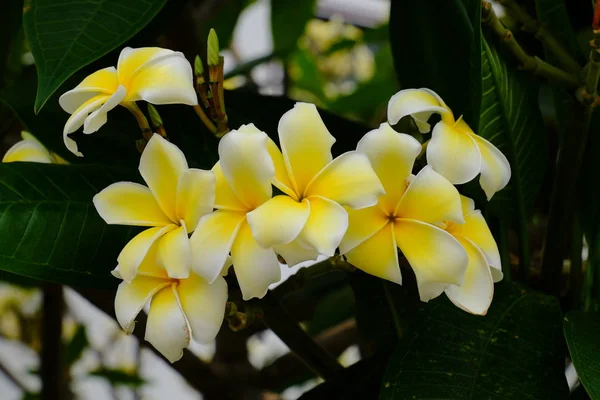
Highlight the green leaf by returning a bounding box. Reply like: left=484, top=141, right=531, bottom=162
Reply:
left=23, top=0, right=168, bottom=112
left=307, top=285, right=354, bottom=336
left=534, top=0, right=585, bottom=63
left=564, top=311, right=600, bottom=399
left=271, top=0, right=316, bottom=53
left=89, top=367, right=145, bottom=387
left=380, top=282, right=568, bottom=400
left=0, top=163, right=138, bottom=288
left=65, top=325, right=89, bottom=366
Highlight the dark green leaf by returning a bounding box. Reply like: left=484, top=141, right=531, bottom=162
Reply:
left=534, top=0, right=585, bottom=63
left=89, top=367, right=145, bottom=387
left=23, top=0, right=168, bottom=112
left=271, top=0, right=316, bottom=53
left=65, top=325, right=88, bottom=366
left=564, top=311, right=600, bottom=399
left=380, top=282, right=568, bottom=400
left=0, top=0, right=25, bottom=85
left=0, top=163, right=138, bottom=288
left=307, top=285, right=354, bottom=336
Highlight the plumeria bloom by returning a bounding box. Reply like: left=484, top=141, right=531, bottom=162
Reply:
left=246, top=103, right=384, bottom=259
left=444, top=196, right=503, bottom=315
left=114, top=242, right=227, bottom=363
left=339, top=123, right=468, bottom=301
left=191, top=124, right=307, bottom=300
left=3, top=131, right=67, bottom=164
left=94, top=134, right=215, bottom=282
left=387, top=88, right=511, bottom=200
left=59, top=47, right=197, bottom=156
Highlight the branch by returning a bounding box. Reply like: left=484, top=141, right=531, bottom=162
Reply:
left=498, top=0, right=581, bottom=74
left=481, top=1, right=580, bottom=88
left=41, top=283, right=65, bottom=400
left=0, top=359, right=27, bottom=393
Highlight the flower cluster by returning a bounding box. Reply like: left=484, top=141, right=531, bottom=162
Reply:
left=24, top=46, right=509, bottom=362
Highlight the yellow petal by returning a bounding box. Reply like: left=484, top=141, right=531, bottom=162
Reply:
left=231, top=221, right=281, bottom=300
left=339, top=205, right=389, bottom=255
left=387, top=88, right=452, bottom=131
left=396, top=166, right=463, bottom=224
left=298, top=195, right=348, bottom=257
left=145, top=284, right=190, bottom=363
left=356, top=123, right=421, bottom=214
left=3, top=140, right=54, bottom=163
left=157, top=224, right=191, bottom=279
left=471, top=134, right=511, bottom=200
left=139, top=134, right=188, bottom=221
left=137, top=242, right=169, bottom=279
left=426, top=120, right=481, bottom=185
left=212, top=162, right=246, bottom=212
left=247, top=195, right=310, bottom=248
left=345, top=222, right=401, bottom=284
left=82, top=85, right=126, bottom=133
left=278, top=103, right=335, bottom=195
left=218, top=124, right=274, bottom=209
left=117, top=47, right=197, bottom=105
left=177, top=274, right=227, bottom=343
left=114, top=276, right=170, bottom=333
left=394, top=219, right=468, bottom=301
left=59, top=67, right=119, bottom=113
left=190, top=210, right=246, bottom=283
left=305, top=151, right=384, bottom=209
left=63, top=94, right=109, bottom=156
left=445, top=238, right=494, bottom=315
left=93, top=182, right=173, bottom=226
left=267, top=139, right=298, bottom=199
left=460, top=195, right=475, bottom=217
left=176, top=168, right=216, bottom=232
left=117, top=225, right=176, bottom=282
left=273, top=239, right=319, bottom=267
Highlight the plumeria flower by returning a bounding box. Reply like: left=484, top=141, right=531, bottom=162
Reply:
left=246, top=103, right=384, bottom=259
left=444, top=196, right=503, bottom=315
left=94, top=134, right=215, bottom=282
left=387, top=88, right=511, bottom=200
left=3, top=131, right=67, bottom=164
left=114, top=242, right=227, bottom=363
left=59, top=47, right=198, bottom=156
left=190, top=124, right=312, bottom=300
left=339, top=123, right=468, bottom=301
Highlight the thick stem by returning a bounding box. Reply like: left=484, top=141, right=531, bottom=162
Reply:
left=481, top=2, right=580, bottom=88
left=41, top=283, right=65, bottom=400
left=123, top=102, right=153, bottom=141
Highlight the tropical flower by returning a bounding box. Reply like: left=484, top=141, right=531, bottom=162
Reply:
left=246, top=103, right=384, bottom=260
left=387, top=88, right=511, bottom=200
left=114, top=242, right=227, bottom=363
left=94, top=134, right=215, bottom=282
left=190, top=124, right=309, bottom=300
left=339, top=123, right=468, bottom=301
left=59, top=47, right=198, bottom=156
left=3, top=131, right=67, bottom=164
left=444, top=196, right=503, bottom=315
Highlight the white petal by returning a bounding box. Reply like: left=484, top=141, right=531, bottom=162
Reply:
left=114, top=276, right=170, bottom=333
left=157, top=224, right=191, bottom=279
left=273, top=239, right=320, bottom=267
left=472, top=134, right=511, bottom=200
left=59, top=67, right=119, bottom=113
left=83, top=85, right=126, bottom=133
left=63, top=95, right=108, bottom=156
left=298, top=195, right=348, bottom=257
left=387, top=88, right=451, bottom=129
left=3, top=140, right=54, bottom=163
left=176, top=168, right=216, bottom=232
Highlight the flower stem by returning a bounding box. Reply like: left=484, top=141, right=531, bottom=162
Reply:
left=481, top=2, right=580, bottom=88
left=193, top=104, right=218, bottom=134
left=124, top=102, right=153, bottom=141
left=383, top=281, right=403, bottom=339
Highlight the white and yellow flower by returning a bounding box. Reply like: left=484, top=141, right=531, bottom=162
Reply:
left=94, top=134, right=215, bottom=282
left=190, top=124, right=294, bottom=300
left=387, top=88, right=511, bottom=200
left=246, top=103, right=384, bottom=260
left=114, top=243, right=227, bottom=363
left=443, top=196, right=503, bottom=315
left=59, top=47, right=198, bottom=156
left=3, top=131, right=67, bottom=164
left=339, top=123, right=468, bottom=301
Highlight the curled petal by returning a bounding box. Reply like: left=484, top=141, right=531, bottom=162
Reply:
left=82, top=85, right=127, bottom=133
left=445, top=238, right=494, bottom=315
left=114, top=276, right=170, bottom=333
left=356, top=123, right=421, bottom=213
left=118, top=47, right=197, bottom=105
left=145, top=284, right=190, bottom=363
left=273, top=239, right=319, bottom=267
left=339, top=205, right=389, bottom=255
left=93, top=182, right=172, bottom=227
left=176, top=169, right=216, bottom=232
left=218, top=124, right=274, bottom=209
left=472, top=134, right=511, bottom=200
left=395, top=219, right=468, bottom=302
left=177, top=274, right=227, bottom=343
left=396, top=166, right=463, bottom=224
left=3, top=139, right=54, bottom=164
left=59, top=67, right=119, bottom=113
left=247, top=195, right=310, bottom=248
left=298, top=195, right=348, bottom=257
left=345, top=222, right=401, bottom=284
left=387, top=88, right=451, bottom=131
left=63, top=95, right=109, bottom=156
left=157, top=224, right=191, bottom=279
left=305, top=152, right=384, bottom=209
left=231, top=222, right=281, bottom=300
left=279, top=103, right=335, bottom=195
left=190, top=210, right=246, bottom=283
left=426, top=120, right=481, bottom=185
left=139, top=134, right=188, bottom=221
